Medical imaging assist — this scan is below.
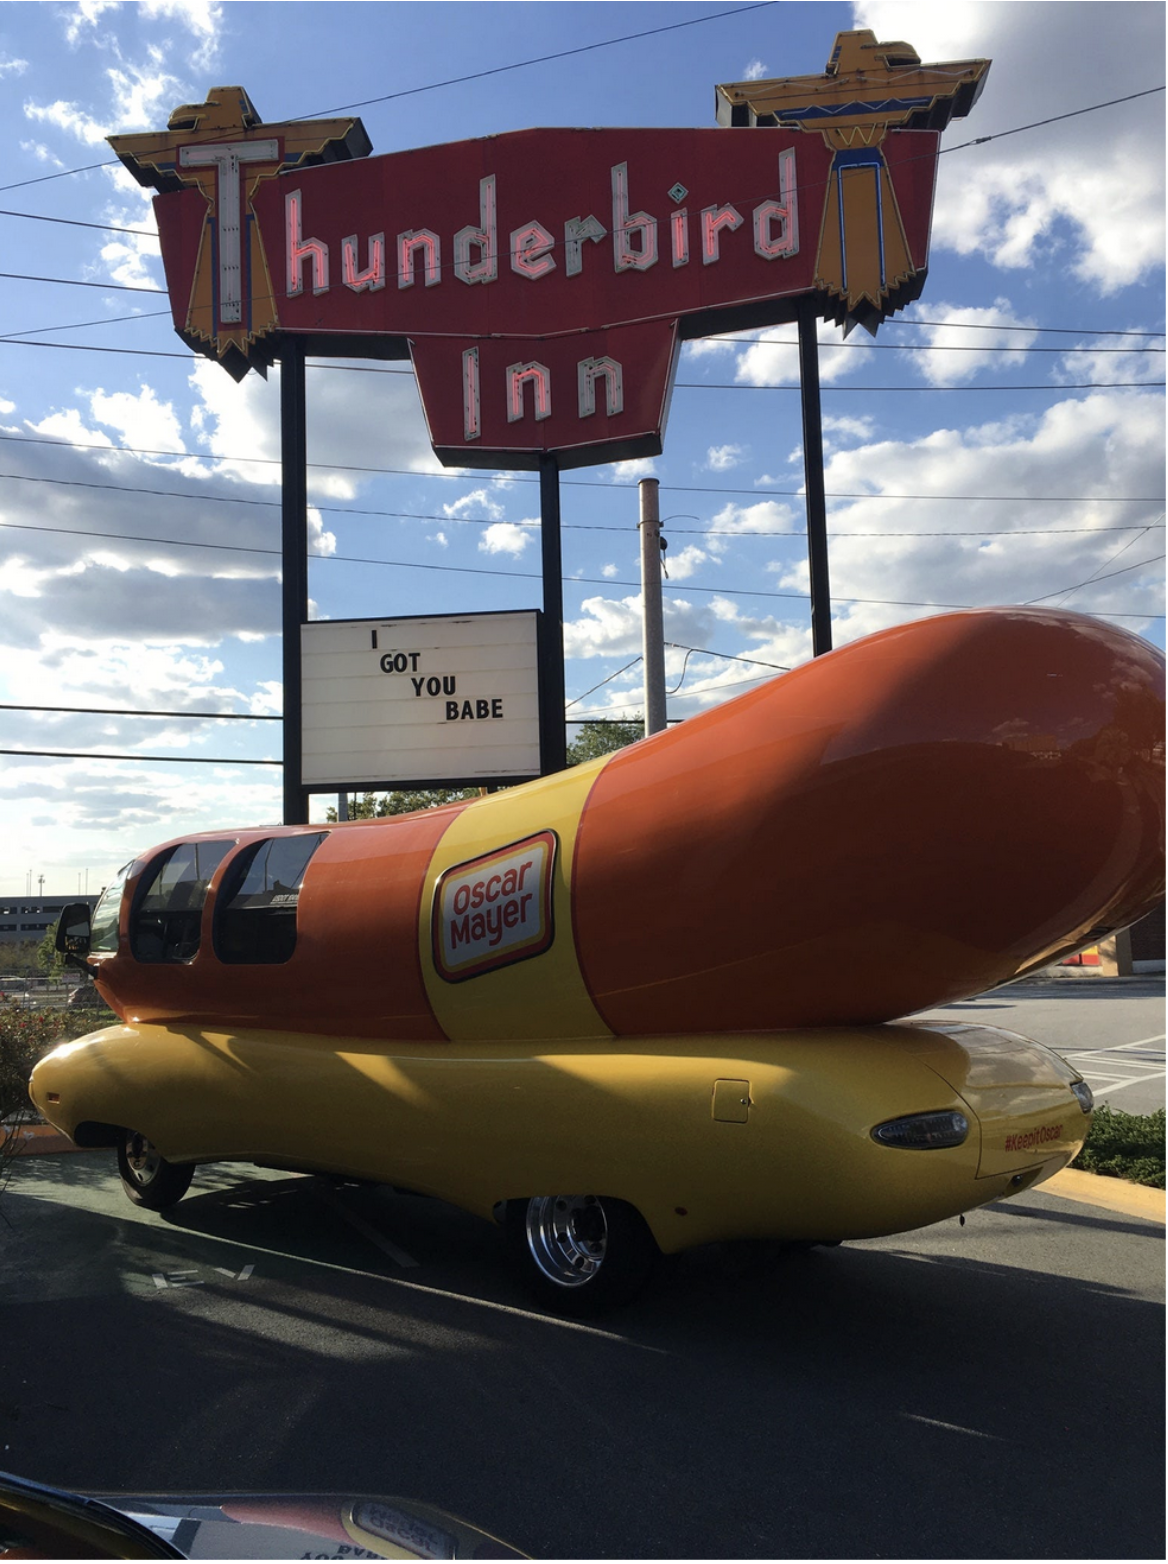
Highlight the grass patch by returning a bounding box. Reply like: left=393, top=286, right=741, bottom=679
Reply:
left=1076, top=1103, right=1165, bottom=1189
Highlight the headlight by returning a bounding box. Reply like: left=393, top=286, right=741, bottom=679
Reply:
left=871, top=1110, right=970, bottom=1150
left=1071, top=1081, right=1095, bottom=1114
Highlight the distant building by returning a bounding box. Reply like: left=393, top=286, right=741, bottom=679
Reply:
left=0, top=895, right=100, bottom=947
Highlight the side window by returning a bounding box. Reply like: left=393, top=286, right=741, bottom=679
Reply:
left=90, top=860, right=133, bottom=953
left=130, top=840, right=235, bottom=964
left=215, top=833, right=328, bottom=965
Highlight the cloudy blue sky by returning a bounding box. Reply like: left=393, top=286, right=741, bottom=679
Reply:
left=0, top=0, right=1163, bottom=897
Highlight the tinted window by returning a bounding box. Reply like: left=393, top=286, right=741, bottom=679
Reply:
left=90, top=861, right=133, bottom=953
left=215, top=833, right=327, bottom=965
left=130, top=840, right=234, bottom=964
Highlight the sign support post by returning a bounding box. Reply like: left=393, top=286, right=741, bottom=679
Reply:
left=281, top=339, right=310, bottom=824
left=798, top=299, right=832, bottom=658
left=538, top=452, right=567, bottom=776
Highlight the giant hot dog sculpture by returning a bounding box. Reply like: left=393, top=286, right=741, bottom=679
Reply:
left=89, top=606, right=1163, bottom=1041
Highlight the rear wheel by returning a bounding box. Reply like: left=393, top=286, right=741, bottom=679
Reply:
left=116, top=1130, right=194, bottom=1210
left=506, top=1194, right=658, bottom=1315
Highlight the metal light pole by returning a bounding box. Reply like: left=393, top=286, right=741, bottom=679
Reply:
left=797, top=298, right=833, bottom=657
left=280, top=340, right=309, bottom=824
left=639, top=478, right=667, bottom=735
left=538, top=452, right=568, bottom=775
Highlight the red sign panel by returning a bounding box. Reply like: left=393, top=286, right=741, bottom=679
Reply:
left=151, top=125, right=939, bottom=468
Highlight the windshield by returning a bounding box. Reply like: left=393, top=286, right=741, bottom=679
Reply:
left=89, top=862, right=133, bottom=954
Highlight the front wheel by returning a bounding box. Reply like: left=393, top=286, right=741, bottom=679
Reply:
left=505, top=1194, right=658, bottom=1315
left=116, top=1129, right=194, bottom=1210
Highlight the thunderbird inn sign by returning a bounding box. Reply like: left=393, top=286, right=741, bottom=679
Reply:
left=110, top=30, right=989, bottom=470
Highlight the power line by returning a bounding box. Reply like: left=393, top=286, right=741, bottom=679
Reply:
left=0, top=2, right=777, bottom=197
left=0, top=703, right=279, bottom=721
left=2, top=430, right=1163, bottom=505
left=0, top=512, right=1161, bottom=620
left=1, top=332, right=1160, bottom=394
left=3, top=273, right=1162, bottom=355
left=302, top=2, right=778, bottom=117
left=0, top=431, right=1150, bottom=503
left=0, top=749, right=278, bottom=765
left=2, top=471, right=1164, bottom=547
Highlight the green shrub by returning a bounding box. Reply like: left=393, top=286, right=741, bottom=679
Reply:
left=1077, top=1103, right=1165, bottom=1189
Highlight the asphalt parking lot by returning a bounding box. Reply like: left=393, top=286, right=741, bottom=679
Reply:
left=1, top=1142, right=1163, bottom=1560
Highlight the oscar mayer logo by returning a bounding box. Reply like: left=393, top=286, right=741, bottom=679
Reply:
left=432, top=831, right=556, bottom=982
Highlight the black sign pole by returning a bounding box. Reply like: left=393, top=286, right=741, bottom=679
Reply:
left=538, top=451, right=568, bottom=775
left=280, top=339, right=310, bottom=824
left=797, top=298, right=832, bottom=657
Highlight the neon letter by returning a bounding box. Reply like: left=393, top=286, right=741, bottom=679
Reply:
left=397, top=229, right=441, bottom=288
left=462, top=346, right=481, bottom=441
left=754, top=148, right=800, bottom=260
left=578, top=356, right=623, bottom=418
left=701, top=204, right=743, bottom=265
left=670, top=209, right=689, bottom=268
left=611, top=162, right=658, bottom=272
left=564, top=215, right=606, bottom=276
left=285, top=189, right=329, bottom=297
left=506, top=361, right=552, bottom=423
left=342, top=232, right=386, bottom=292
left=454, top=176, right=498, bottom=285
left=511, top=221, right=556, bottom=280
left=180, top=138, right=279, bottom=323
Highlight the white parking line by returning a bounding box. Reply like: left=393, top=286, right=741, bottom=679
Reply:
left=323, top=1190, right=421, bottom=1269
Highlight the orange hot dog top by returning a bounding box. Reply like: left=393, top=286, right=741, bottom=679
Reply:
left=90, top=607, right=1164, bottom=1040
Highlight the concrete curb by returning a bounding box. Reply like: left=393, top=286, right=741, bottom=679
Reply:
left=1043, top=1166, right=1165, bottom=1223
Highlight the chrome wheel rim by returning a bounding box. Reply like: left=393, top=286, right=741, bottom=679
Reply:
left=124, top=1131, right=161, bottom=1186
left=525, top=1195, right=607, bottom=1288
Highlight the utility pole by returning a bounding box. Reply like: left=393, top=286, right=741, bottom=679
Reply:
left=639, top=478, right=667, bottom=736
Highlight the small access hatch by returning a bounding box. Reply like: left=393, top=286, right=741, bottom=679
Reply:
left=712, top=1078, right=751, bottom=1123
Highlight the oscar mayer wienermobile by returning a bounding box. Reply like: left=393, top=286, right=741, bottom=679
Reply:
left=33, top=607, right=1165, bottom=1310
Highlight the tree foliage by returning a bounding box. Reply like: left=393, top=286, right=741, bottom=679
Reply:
left=323, top=724, right=645, bottom=822
left=566, top=720, right=645, bottom=765
left=36, top=923, right=67, bottom=978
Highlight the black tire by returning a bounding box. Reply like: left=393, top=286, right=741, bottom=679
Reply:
left=116, top=1129, right=194, bottom=1210
left=505, top=1194, right=659, bottom=1315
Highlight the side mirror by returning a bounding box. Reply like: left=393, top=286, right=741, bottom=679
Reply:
left=55, top=903, right=93, bottom=971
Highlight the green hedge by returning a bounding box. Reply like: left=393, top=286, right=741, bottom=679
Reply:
left=1077, top=1103, right=1165, bottom=1189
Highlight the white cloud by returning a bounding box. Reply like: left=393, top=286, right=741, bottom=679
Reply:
left=63, top=2, right=122, bottom=46
left=187, top=357, right=435, bottom=499
left=18, top=140, right=65, bottom=166
left=603, top=456, right=658, bottom=482
left=1, top=56, right=30, bottom=77
left=479, top=521, right=535, bottom=556
left=661, top=544, right=712, bottom=580
left=688, top=322, right=876, bottom=387
left=565, top=594, right=717, bottom=660
left=88, top=385, right=186, bottom=454
left=772, top=387, right=1166, bottom=635
left=443, top=486, right=505, bottom=522
left=139, top=0, right=224, bottom=68
left=902, top=299, right=1039, bottom=386
left=855, top=2, right=1166, bottom=292
left=601, top=563, right=619, bottom=578
left=706, top=443, right=747, bottom=471
left=742, top=58, right=768, bottom=81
